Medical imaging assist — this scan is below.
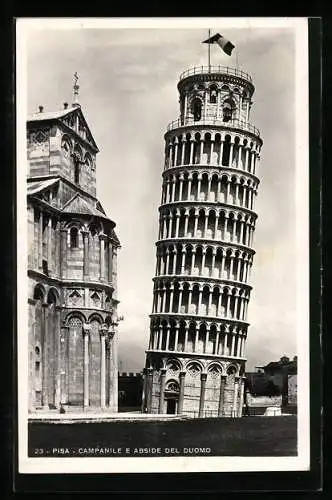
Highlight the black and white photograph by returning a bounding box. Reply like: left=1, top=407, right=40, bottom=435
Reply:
left=16, top=17, right=311, bottom=475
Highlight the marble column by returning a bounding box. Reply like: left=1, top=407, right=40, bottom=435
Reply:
left=59, top=325, right=68, bottom=405
left=112, top=247, right=118, bottom=293
left=172, top=251, right=177, bottom=275
left=194, top=213, right=199, bottom=235
left=211, top=249, right=216, bottom=277
left=232, top=377, right=239, bottom=417
left=198, top=373, right=207, bottom=417
left=229, top=142, right=234, bottom=167
left=178, top=371, right=186, bottom=414
left=99, top=234, right=106, bottom=281
left=187, top=178, right=192, bottom=200
left=189, top=141, right=194, bottom=164
left=47, top=217, right=52, bottom=274
left=174, top=326, right=179, bottom=351
left=238, top=377, right=245, bottom=417
left=82, top=230, right=90, bottom=280
left=203, top=214, right=208, bottom=238
left=60, top=228, right=67, bottom=279
left=83, top=324, right=91, bottom=408
left=218, top=375, right=226, bottom=416
left=194, top=328, right=199, bottom=351
left=219, top=141, right=224, bottom=165
left=190, top=250, right=196, bottom=274
left=39, top=211, right=43, bottom=271
left=175, top=213, right=180, bottom=237
left=231, top=331, right=236, bottom=356
left=179, top=176, right=184, bottom=200
left=158, top=369, right=166, bottom=414
left=146, top=367, right=154, bottom=412
left=184, top=212, right=189, bottom=235
left=178, top=287, right=183, bottom=313
left=180, top=140, right=185, bottom=165
left=100, top=326, right=107, bottom=408
left=41, top=303, right=48, bottom=407
left=181, top=249, right=186, bottom=274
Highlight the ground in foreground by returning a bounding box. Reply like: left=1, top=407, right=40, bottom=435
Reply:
left=28, top=415, right=297, bottom=457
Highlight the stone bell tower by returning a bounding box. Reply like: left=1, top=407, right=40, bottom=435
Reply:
left=143, top=64, right=263, bottom=418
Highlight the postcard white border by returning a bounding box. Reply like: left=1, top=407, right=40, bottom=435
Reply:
left=17, top=17, right=310, bottom=474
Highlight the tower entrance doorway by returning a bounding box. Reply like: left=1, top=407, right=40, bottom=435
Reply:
left=164, top=379, right=180, bottom=414
left=166, top=398, right=177, bottom=414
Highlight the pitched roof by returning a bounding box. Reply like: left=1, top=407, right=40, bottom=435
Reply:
left=61, top=193, right=107, bottom=218
left=28, top=107, right=77, bottom=122
left=27, top=178, right=59, bottom=196
left=62, top=194, right=121, bottom=245
left=27, top=105, right=99, bottom=152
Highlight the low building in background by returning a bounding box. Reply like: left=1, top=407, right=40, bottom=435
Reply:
left=244, top=356, right=297, bottom=415
left=118, top=372, right=143, bottom=412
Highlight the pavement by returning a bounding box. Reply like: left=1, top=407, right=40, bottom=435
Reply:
left=28, top=410, right=191, bottom=424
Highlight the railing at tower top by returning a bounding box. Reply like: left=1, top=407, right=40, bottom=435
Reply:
left=179, top=66, right=253, bottom=84
left=166, top=116, right=260, bottom=137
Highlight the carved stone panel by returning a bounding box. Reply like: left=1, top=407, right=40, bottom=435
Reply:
left=66, top=288, right=84, bottom=307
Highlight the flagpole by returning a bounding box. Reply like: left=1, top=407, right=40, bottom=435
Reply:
left=208, top=28, right=211, bottom=72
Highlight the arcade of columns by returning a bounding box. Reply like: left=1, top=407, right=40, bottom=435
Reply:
left=144, top=67, right=263, bottom=418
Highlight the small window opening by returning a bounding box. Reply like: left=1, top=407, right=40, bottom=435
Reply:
left=223, top=100, right=234, bottom=122
left=42, top=259, right=48, bottom=275
left=70, top=227, right=79, bottom=248
left=74, top=161, right=80, bottom=184
left=192, top=98, right=202, bottom=121
left=210, top=87, right=217, bottom=103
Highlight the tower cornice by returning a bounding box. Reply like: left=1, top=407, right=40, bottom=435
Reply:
left=152, top=275, right=253, bottom=291
left=145, top=349, right=246, bottom=362
left=159, top=201, right=258, bottom=220
left=165, top=120, right=262, bottom=143
left=177, top=66, right=255, bottom=94
left=155, top=237, right=256, bottom=255
left=149, top=311, right=249, bottom=328
left=162, top=165, right=260, bottom=185
left=28, top=269, right=115, bottom=293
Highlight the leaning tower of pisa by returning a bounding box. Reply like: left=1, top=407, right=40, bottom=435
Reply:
left=143, top=64, right=263, bottom=418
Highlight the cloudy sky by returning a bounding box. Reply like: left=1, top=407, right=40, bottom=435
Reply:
left=23, top=18, right=308, bottom=372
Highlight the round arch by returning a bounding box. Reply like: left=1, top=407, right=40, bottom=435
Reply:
left=33, top=283, right=46, bottom=302
left=63, top=311, right=87, bottom=326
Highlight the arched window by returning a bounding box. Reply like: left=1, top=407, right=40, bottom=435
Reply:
left=70, top=227, right=78, bottom=248
left=209, top=86, right=217, bottom=103
left=85, top=153, right=93, bottom=169
left=61, top=136, right=72, bottom=159
left=191, top=97, right=202, bottom=121
left=73, top=145, right=82, bottom=184
left=165, top=380, right=179, bottom=393
left=223, top=99, right=235, bottom=122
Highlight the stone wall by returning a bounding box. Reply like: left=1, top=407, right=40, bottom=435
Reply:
left=246, top=393, right=282, bottom=407
left=288, top=374, right=297, bottom=406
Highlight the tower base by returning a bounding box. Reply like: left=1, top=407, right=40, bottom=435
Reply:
left=143, top=352, right=246, bottom=418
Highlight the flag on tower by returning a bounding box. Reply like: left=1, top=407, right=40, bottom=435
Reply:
left=202, top=33, right=235, bottom=56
